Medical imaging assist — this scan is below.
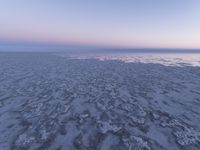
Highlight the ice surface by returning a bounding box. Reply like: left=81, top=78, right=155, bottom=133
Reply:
left=0, top=52, right=200, bottom=150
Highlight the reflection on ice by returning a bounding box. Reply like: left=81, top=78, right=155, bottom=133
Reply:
left=67, top=53, right=200, bottom=67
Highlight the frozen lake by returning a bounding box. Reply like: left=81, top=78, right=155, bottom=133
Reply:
left=0, top=52, right=200, bottom=150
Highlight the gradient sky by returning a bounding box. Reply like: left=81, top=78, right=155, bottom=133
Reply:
left=0, top=0, right=200, bottom=49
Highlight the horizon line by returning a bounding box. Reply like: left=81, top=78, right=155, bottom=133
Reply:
left=1, top=39, right=200, bottom=51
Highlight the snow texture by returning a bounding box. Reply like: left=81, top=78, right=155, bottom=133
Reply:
left=0, top=52, right=200, bottom=150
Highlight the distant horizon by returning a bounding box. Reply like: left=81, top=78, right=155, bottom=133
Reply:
left=1, top=40, right=200, bottom=53
left=1, top=39, right=200, bottom=51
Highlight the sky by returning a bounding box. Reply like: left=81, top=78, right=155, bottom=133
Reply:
left=0, top=0, right=200, bottom=50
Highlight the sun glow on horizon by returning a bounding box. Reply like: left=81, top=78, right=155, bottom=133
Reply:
left=1, top=0, right=200, bottom=49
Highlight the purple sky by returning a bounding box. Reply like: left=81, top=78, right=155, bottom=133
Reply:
left=0, top=0, right=200, bottom=49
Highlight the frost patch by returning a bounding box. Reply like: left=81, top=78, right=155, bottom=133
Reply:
left=130, top=116, right=146, bottom=124
left=174, top=128, right=200, bottom=146
left=98, top=120, right=121, bottom=134
left=15, top=133, right=35, bottom=147
left=123, top=135, right=151, bottom=150
left=121, top=103, right=146, bottom=116
left=161, top=119, right=184, bottom=128
left=120, top=103, right=147, bottom=124
left=40, top=129, right=50, bottom=141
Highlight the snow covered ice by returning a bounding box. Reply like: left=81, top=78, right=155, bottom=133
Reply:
left=0, top=52, right=200, bottom=150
